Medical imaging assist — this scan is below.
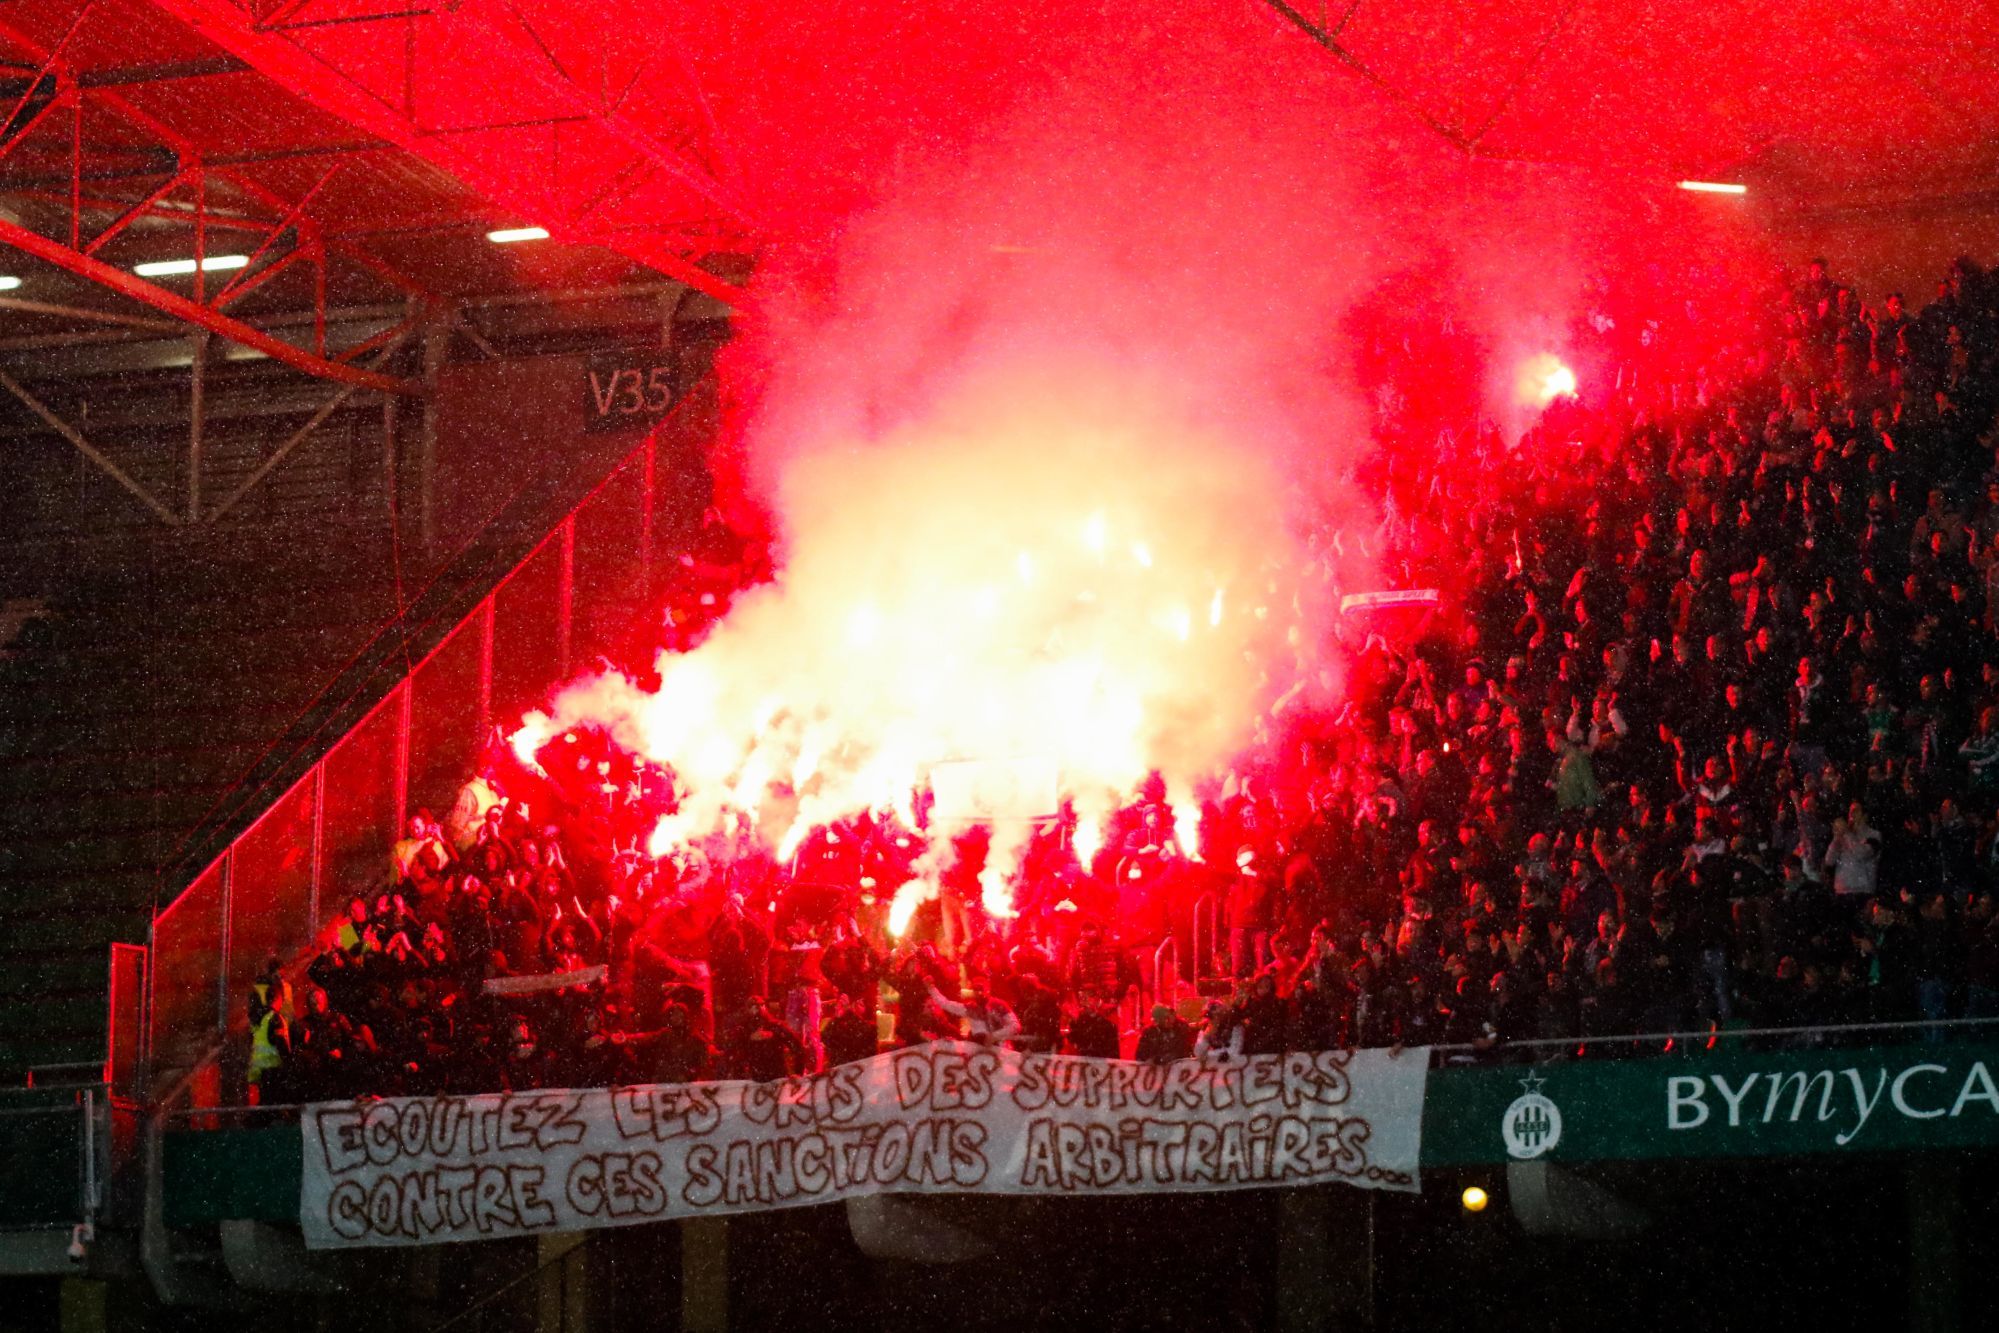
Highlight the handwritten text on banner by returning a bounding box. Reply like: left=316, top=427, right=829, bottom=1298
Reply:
left=300, top=1043, right=1429, bottom=1248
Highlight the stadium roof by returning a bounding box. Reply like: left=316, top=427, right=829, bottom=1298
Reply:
left=0, top=0, right=667, bottom=376
left=5, top=0, right=1998, bottom=360
left=1258, top=0, right=1999, bottom=210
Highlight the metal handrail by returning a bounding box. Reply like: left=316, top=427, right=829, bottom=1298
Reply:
left=160, top=1099, right=300, bottom=1127
left=161, top=377, right=710, bottom=890
left=0, top=1090, right=104, bottom=1116
left=17, top=1060, right=107, bottom=1090
left=149, top=1019, right=1999, bottom=1122
left=1192, top=893, right=1221, bottom=980
left=142, top=380, right=715, bottom=1100
left=0, top=1084, right=106, bottom=1236
left=1426, top=1013, right=1999, bottom=1056
left=1152, top=937, right=1179, bottom=1009
left=1119, top=982, right=1148, bottom=1041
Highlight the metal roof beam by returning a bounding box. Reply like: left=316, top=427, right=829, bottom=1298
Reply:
left=145, top=0, right=752, bottom=307
left=0, top=212, right=420, bottom=394
left=77, top=57, right=252, bottom=89
left=0, top=16, right=435, bottom=303
left=0, top=292, right=182, bottom=330
left=0, top=57, right=252, bottom=99
left=0, top=366, right=179, bottom=523
left=205, top=330, right=409, bottom=522
left=0, top=142, right=393, bottom=187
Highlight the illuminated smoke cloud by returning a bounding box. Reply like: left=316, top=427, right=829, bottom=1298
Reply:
left=515, top=2, right=1769, bottom=908
left=523, top=362, right=1314, bottom=908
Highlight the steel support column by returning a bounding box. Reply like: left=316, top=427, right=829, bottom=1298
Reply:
left=478, top=597, right=495, bottom=730
left=186, top=330, right=207, bottom=522
left=213, top=851, right=233, bottom=1034
left=307, top=765, right=325, bottom=934
left=381, top=392, right=398, bottom=522
left=205, top=331, right=410, bottom=522
left=393, top=681, right=411, bottom=835
left=557, top=515, right=575, bottom=676
left=640, top=432, right=656, bottom=599
left=417, top=308, right=448, bottom=547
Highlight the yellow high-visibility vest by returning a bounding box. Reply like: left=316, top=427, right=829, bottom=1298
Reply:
left=248, top=1010, right=284, bottom=1080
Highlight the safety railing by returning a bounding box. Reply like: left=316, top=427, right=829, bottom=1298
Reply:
left=1152, top=937, right=1180, bottom=1012
left=144, top=385, right=715, bottom=1103
left=1428, top=1013, right=1999, bottom=1059
left=0, top=1084, right=114, bottom=1236
left=1192, top=892, right=1222, bottom=982
left=139, top=1017, right=1999, bottom=1144
left=1118, top=982, right=1150, bottom=1052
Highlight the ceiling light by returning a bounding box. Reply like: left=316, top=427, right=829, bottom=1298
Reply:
left=132, top=254, right=250, bottom=277
left=486, top=226, right=550, bottom=244
left=0, top=276, right=20, bottom=291
left=1677, top=180, right=1748, bottom=195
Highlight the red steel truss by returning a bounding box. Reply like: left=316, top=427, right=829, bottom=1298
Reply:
left=0, top=9, right=426, bottom=394
left=145, top=0, right=755, bottom=306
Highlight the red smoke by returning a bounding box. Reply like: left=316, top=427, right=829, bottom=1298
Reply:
left=519, top=1, right=1773, bottom=908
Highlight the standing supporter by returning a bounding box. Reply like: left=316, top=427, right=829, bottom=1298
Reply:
left=1225, top=849, right=1279, bottom=978
left=724, top=998, right=808, bottom=1081
left=927, top=978, right=1020, bottom=1047
left=1135, top=1004, right=1195, bottom=1064
left=245, top=957, right=291, bottom=1106
left=238, top=252, right=1999, bottom=1109
left=632, top=1004, right=717, bottom=1084
left=822, top=992, right=882, bottom=1067
left=1824, top=803, right=1883, bottom=897
left=1066, top=993, right=1121, bottom=1058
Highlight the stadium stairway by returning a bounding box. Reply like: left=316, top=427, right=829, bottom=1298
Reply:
left=0, top=412, right=411, bottom=1081
left=0, top=542, right=396, bottom=1076
left=0, top=378, right=715, bottom=1084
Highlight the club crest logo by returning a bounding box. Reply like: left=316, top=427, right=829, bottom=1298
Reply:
left=1501, top=1073, right=1563, bottom=1160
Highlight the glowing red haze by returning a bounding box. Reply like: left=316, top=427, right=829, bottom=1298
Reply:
left=515, top=1, right=1774, bottom=909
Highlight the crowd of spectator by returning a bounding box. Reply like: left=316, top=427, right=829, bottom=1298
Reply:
left=245, top=253, right=1999, bottom=1103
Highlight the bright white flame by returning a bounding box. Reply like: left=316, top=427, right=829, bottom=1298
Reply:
left=978, top=864, right=1015, bottom=918
left=846, top=603, right=882, bottom=648
left=1676, top=180, right=1747, bottom=195
left=486, top=226, right=552, bottom=243
left=1073, top=808, right=1105, bottom=869
left=647, top=811, right=695, bottom=858
left=887, top=879, right=934, bottom=936
left=1172, top=799, right=1203, bottom=861
left=132, top=254, right=248, bottom=277
left=0, top=276, right=21, bottom=292
left=510, top=712, right=555, bottom=772
left=1516, top=352, right=1577, bottom=409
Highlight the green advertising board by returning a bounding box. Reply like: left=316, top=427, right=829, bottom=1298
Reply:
left=1422, top=1041, right=1999, bottom=1167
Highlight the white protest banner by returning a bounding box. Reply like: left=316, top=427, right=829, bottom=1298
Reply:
left=481, top=965, right=608, bottom=996
left=300, top=1042, right=1428, bottom=1249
